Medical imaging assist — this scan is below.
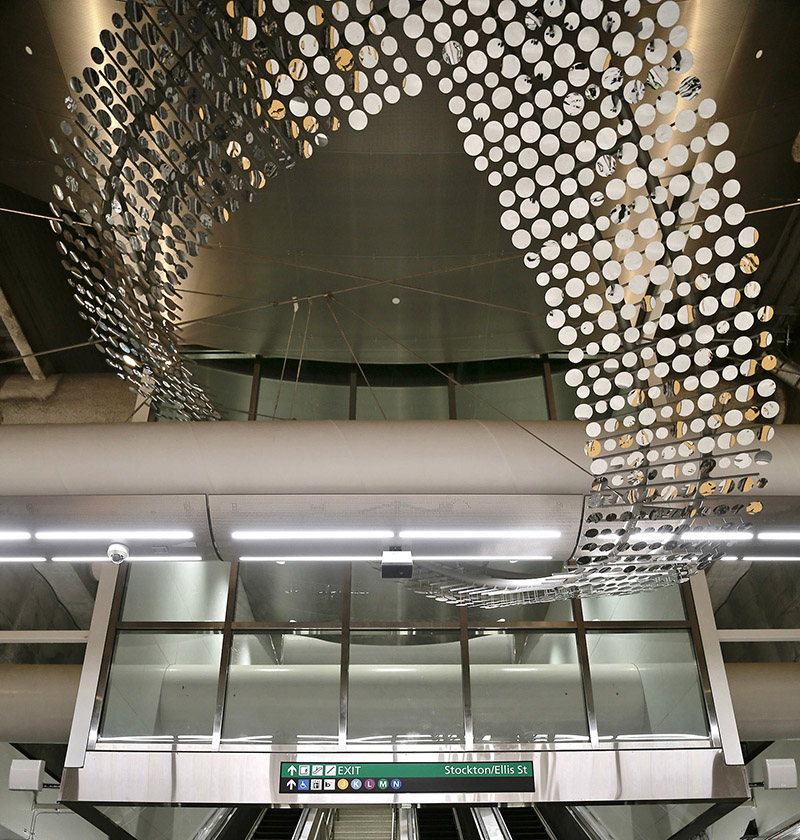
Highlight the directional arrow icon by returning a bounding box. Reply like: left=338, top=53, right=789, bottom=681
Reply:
left=287, top=766, right=298, bottom=776
left=286, top=779, right=297, bottom=790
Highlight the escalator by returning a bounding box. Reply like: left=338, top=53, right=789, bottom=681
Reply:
left=500, top=807, right=552, bottom=839
left=417, top=806, right=461, bottom=840
left=253, top=809, right=304, bottom=839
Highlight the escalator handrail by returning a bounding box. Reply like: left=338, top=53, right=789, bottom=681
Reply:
left=470, top=807, right=513, bottom=840
left=397, top=807, right=420, bottom=840
left=292, top=807, right=337, bottom=840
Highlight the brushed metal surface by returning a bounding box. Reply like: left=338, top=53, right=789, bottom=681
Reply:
left=60, top=748, right=748, bottom=805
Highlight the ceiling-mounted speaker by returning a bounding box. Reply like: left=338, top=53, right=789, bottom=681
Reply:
left=764, top=758, right=798, bottom=789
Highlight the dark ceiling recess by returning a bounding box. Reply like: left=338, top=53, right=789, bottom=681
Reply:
left=0, top=183, right=104, bottom=375
left=186, top=352, right=570, bottom=388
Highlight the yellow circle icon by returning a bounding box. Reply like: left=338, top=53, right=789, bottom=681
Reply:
left=337, top=779, right=349, bottom=790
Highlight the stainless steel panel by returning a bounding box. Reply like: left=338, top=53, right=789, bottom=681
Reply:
left=690, top=575, right=744, bottom=766
left=60, top=748, right=748, bottom=805
left=65, top=563, right=120, bottom=769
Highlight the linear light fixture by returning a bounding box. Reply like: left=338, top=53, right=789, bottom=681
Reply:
left=238, top=554, right=554, bottom=562
left=0, top=557, right=47, bottom=563
left=0, top=532, right=32, bottom=541
left=231, top=530, right=395, bottom=540
left=397, top=529, right=561, bottom=539
left=239, top=556, right=377, bottom=562
left=414, top=555, right=554, bottom=561
left=36, top=530, right=194, bottom=541
left=741, top=556, right=800, bottom=562
left=680, top=532, right=753, bottom=542
left=628, top=531, right=673, bottom=541
left=52, top=555, right=203, bottom=562
left=758, top=532, right=800, bottom=541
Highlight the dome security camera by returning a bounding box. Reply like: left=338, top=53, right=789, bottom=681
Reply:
left=107, top=543, right=130, bottom=564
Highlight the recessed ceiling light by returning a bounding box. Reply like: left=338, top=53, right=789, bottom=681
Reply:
left=628, top=531, right=673, bottom=541
left=36, top=530, right=194, bottom=541
left=741, top=556, right=800, bottom=562
left=0, top=532, right=32, bottom=541
left=680, top=532, right=753, bottom=542
left=52, top=555, right=202, bottom=562
left=232, top=530, right=394, bottom=540
left=397, top=530, right=561, bottom=539
left=758, top=532, right=800, bottom=541
left=239, top=556, right=377, bottom=562
left=414, top=555, right=553, bottom=561
left=0, top=557, right=47, bottom=563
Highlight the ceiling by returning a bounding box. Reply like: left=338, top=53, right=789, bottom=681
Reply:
left=0, top=0, right=799, bottom=375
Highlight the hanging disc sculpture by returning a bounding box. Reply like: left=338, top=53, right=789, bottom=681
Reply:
left=49, top=0, right=775, bottom=603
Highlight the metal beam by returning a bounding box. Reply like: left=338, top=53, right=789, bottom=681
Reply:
left=247, top=355, right=262, bottom=420
left=665, top=801, right=741, bottom=840
left=718, top=629, right=800, bottom=643
left=0, top=630, right=88, bottom=644
left=0, top=282, right=45, bottom=380
left=542, top=354, right=557, bottom=421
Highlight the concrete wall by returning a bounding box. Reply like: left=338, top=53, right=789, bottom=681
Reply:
left=0, top=374, right=137, bottom=424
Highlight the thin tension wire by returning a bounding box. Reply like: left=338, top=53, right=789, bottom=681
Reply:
left=324, top=296, right=386, bottom=420
left=289, top=300, right=313, bottom=420
left=272, top=299, right=299, bottom=421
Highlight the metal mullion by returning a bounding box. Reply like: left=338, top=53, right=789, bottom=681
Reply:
left=339, top=562, right=352, bottom=749
left=682, top=580, right=722, bottom=749
left=86, top=563, right=128, bottom=750
left=465, top=621, right=578, bottom=631
left=459, top=607, right=473, bottom=749
left=212, top=561, right=240, bottom=749
left=232, top=621, right=342, bottom=631
left=573, top=600, right=600, bottom=747
left=348, top=621, right=462, bottom=631
left=115, top=621, right=226, bottom=631
left=542, top=354, right=558, bottom=420
left=585, top=621, right=691, bottom=631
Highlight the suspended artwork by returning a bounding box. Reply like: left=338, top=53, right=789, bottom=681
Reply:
left=49, top=0, right=775, bottom=602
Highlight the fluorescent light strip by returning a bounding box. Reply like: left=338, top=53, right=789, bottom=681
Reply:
left=741, top=556, right=800, bottom=562
left=0, top=557, right=47, bottom=563
left=628, top=532, right=673, bottom=542
left=680, top=532, right=753, bottom=542
left=0, top=532, right=32, bottom=541
left=414, top=555, right=554, bottom=561
left=397, top=530, right=561, bottom=539
left=232, top=530, right=395, bottom=541
left=239, top=554, right=554, bottom=562
left=759, top=532, right=800, bottom=541
left=36, top=530, right=194, bottom=541
left=52, top=555, right=203, bottom=563
left=239, top=556, right=377, bottom=562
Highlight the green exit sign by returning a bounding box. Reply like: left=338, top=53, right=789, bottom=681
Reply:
left=279, top=761, right=534, bottom=794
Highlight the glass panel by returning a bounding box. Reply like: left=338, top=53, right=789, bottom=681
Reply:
left=222, top=631, right=341, bottom=745
left=347, top=630, right=464, bottom=744
left=121, top=562, right=230, bottom=622
left=100, top=632, right=222, bottom=742
left=455, top=376, right=549, bottom=421
left=582, top=586, right=686, bottom=622
left=587, top=630, right=708, bottom=741
left=356, top=385, right=450, bottom=420
left=551, top=367, right=580, bottom=422
left=469, top=632, right=588, bottom=743
left=236, top=561, right=345, bottom=623
left=467, top=598, right=573, bottom=624
left=350, top=562, right=461, bottom=623
left=258, top=377, right=351, bottom=421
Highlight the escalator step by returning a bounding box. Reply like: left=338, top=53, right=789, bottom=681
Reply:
left=500, top=808, right=550, bottom=840
left=417, top=807, right=460, bottom=840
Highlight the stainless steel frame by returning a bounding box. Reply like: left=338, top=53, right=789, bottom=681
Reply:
left=63, top=558, right=745, bottom=803
left=60, top=748, right=748, bottom=805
